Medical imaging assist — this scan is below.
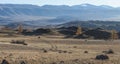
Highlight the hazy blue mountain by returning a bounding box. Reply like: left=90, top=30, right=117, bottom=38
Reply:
left=0, top=4, right=120, bottom=26
left=0, top=4, right=120, bottom=18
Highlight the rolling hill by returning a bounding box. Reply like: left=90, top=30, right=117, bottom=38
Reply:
left=57, top=21, right=120, bottom=31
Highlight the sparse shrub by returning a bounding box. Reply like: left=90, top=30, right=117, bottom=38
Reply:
left=107, top=49, right=114, bottom=54
left=102, top=49, right=114, bottom=54
left=1, top=59, right=9, bottom=64
left=7, top=33, right=14, bottom=36
left=68, top=52, right=72, bottom=54
left=95, top=54, right=109, bottom=60
left=58, top=50, right=69, bottom=54
left=84, top=51, right=88, bottom=53
left=73, top=46, right=77, bottom=48
left=42, top=48, right=48, bottom=53
left=51, top=62, right=57, bottom=64
left=84, top=39, right=88, bottom=42
left=58, top=50, right=62, bottom=53
left=38, top=36, right=40, bottom=39
left=73, top=59, right=79, bottom=62
left=20, top=61, right=26, bottom=64
left=63, top=51, right=67, bottom=53
left=51, top=45, right=58, bottom=51
left=10, top=40, right=27, bottom=45
left=59, top=61, right=64, bottom=64
left=9, top=53, right=13, bottom=57
left=43, top=49, right=48, bottom=53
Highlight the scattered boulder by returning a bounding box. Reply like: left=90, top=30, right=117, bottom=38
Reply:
left=1, top=59, right=9, bottom=64
left=84, top=51, right=88, bottom=53
left=95, top=54, right=109, bottom=60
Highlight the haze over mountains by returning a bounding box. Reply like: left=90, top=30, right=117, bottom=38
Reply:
left=0, top=4, right=120, bottom=27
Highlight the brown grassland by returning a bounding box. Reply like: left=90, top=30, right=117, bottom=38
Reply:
left=0, top=35, right=119, bottom=64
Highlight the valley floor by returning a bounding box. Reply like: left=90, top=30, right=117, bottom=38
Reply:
left=0, top=35, right=119, bottom=64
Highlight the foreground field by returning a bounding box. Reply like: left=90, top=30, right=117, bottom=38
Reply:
left=0, top=35, right=120, bottom=64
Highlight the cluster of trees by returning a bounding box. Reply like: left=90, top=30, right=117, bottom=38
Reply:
left=75, top=27, right=119, bottom=39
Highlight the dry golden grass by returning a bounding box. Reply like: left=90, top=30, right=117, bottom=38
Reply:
left=0, top=35, right=119, bottom=64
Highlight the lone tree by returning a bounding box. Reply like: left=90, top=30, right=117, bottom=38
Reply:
left=18, top=24, right=23, bottom=34
left=111, top=30, right=118, bottom=40
left=76, top=26, right=82, bottom=35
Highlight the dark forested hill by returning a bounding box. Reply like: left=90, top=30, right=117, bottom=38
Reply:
left=57, top=21, right=120, bottom=31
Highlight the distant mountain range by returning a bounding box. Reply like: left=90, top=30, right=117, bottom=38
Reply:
left=0, top=4, right=120, bottom=27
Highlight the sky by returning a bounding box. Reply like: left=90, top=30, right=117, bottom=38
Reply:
left=0, top=0, right=120, bottom=7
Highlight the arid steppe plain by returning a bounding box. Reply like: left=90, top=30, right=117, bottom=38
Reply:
left=0, top=35, right=119, bottom=64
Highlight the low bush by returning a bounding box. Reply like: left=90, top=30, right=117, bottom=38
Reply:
left=10, top=40, right=27, bottom=45
left=102, top=49, right=114, bottom=54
